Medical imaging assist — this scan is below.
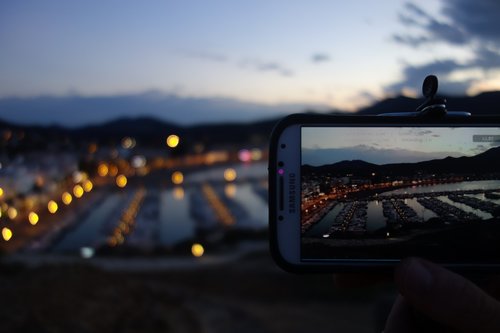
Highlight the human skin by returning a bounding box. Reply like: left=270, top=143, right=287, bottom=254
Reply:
left=385, top=257, right=500, bottom=333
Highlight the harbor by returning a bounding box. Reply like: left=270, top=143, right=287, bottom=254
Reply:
left=304, top=181, right=500, bottom=238
left=13, top=163, right=269, bottom=256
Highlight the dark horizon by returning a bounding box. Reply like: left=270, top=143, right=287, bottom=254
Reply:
left=1, top=90, right=500, bottom=129
left=302, top=145, right=500, bottom=178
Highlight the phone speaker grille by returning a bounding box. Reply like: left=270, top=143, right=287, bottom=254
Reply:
left=279, top=176, right=284, bottom=211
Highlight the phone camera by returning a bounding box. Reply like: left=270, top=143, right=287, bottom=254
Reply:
left=278, top=216, right=284, bottom=221
left=278, top=161, right=284, bottom=167
left=280, top=143, right=286, bottom=149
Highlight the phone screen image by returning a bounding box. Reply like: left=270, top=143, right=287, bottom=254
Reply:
left=300, top=126, right=500, bottom=262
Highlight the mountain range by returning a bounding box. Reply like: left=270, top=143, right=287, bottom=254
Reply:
left=1, top=91, right=500, bottom=149
left=302, top=146, right=500, bottom=178
left=0, top=92, right=325, bottom=128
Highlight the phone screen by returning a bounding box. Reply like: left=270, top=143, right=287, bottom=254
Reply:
left=300, top=126, right=500, bottom=262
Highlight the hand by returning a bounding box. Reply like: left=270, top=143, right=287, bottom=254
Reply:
left=385, top=257, right=500, bottom=333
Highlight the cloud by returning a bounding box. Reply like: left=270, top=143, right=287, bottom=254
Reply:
left=183, top=51, right=228, bottom=63
left=388, top=1, right=500, bottom=95
left=441, top=0, right=500, bottom=44
left=386, top=59, right=474, bottom=95
left=394, top=2, right=467, bottom=46
left=240, top=59, right=294, bottom=77
left=311, top=53, right=330, bottom=64
left=182, top=51, right=295, bottom=77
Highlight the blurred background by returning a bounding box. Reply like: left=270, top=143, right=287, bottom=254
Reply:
left=1, top=1, right=499, bottom=332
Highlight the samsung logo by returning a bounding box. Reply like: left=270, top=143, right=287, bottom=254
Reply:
left=288, top=173, right=296, bottom=213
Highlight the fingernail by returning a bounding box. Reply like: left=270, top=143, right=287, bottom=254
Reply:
left=399, top=258, right=433, bottom=296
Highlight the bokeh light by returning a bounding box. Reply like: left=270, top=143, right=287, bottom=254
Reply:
left=108, top=165, right=119, bottom=177
left=83, top=180, right=93, bottom=192
left=225, top=184, right=236, bottom=198
left=238, top=149, right=252, bottom=163
left=173, top=187, right=185, bottom=200
left=191, top=243, right=204, bottom=257
left=166, top=134, right=180, bottom=148
left=62, top=192, right=73, bottom=205
left=7, top=207, right=18, bottom=220
left=224, top=168, right=237, bottom=182
left=121, top=137, right=136, bottom=149
left=48, top=200, right=58, bottom=214
left=116, top=174, right=128, bottom=188
left=2, top=227, right=13, bottom=241
left=73, top=185, right=84, bottom=198
left=171, top=171, right=184, bottom=185
left=29, top=212, right=39, bottom=225
left=98, top=163, right=109, bottom=177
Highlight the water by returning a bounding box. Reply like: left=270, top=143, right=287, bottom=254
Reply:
left=305, top=203, right=343, bottom=237
left=229, top=183, right=269, bottom=228
left=366, top=200, right=386, bottom=231
left=304, top=181, right=500, bottom=238
left=186, top=162, right=267, bottom=182
left=405, top=198, right=437, bottom=220
left=52, top=193, right=125, bottom=252
left=51, top=160, right=270, bottom=253
left=159, top=187, right=195, bottom=247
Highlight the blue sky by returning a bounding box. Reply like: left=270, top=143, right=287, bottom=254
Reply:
left=1, top=1, right=500, bottom=125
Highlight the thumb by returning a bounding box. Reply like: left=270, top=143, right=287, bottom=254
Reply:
left=395, top=257, right=500, bottom=333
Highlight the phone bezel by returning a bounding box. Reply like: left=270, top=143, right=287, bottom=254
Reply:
left=269, top=113, right=500, bottom=273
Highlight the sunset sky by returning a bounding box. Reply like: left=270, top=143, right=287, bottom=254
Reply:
left=1, top=1, right=500, bottom=125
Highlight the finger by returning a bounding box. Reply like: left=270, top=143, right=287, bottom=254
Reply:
left=395, top=257, right=500, bottom=333
left=384, top=295, right=417, bottom=333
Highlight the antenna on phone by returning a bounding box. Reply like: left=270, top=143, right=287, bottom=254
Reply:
left=378, top=75, right=471, bottom=117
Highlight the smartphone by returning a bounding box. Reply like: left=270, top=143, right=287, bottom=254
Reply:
left=269, top=114, right=500, bottom=272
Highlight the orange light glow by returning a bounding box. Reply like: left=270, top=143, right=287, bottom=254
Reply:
left=62, top=192, right=73, bottom=205
left=171, top=171, right=184, bottom=185
left=2, top=227, right=13, bottom=241
left=191, top=243, right=204, bottom=257
left=73, top=185, right=84, bottom=198
left=224, top=168, right=237, bottom=182
left=166, top=134, right=180, bottom=148
left=109, top=165, right=119, bottom=177
left=83, top=180, right=93, bottom=192
left=225, top=184, right=236, bottom=198
left=88, top=143, right=98, bottom=154
left=98, top=163, right=109, bottom=177
left=48, top=200, right=58, bottom=214
left=173, top=187, right=184, bottom=200
left=29, top=212, right=39, bottom=225
left=116, top=174, right=127, bottom=188
left=7, top=207, right=18, bottom=220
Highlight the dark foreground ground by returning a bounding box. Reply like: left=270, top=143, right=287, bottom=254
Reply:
left=0, top=251, right=396, bottom=333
